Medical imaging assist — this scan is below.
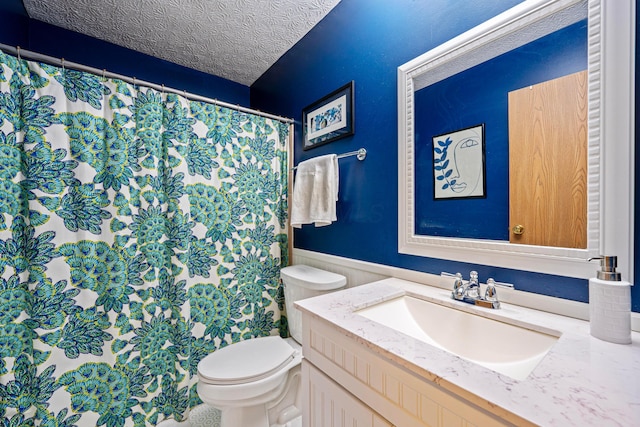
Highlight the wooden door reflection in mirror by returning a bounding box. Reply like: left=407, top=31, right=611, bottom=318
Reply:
left=508, top=70, right=588, bottom=248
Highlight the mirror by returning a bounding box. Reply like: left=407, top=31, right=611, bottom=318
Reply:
left=398, top=0, right=634, bottom=280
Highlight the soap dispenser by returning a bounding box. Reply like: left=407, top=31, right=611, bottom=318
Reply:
left=588, top=256, right=631, bottom=344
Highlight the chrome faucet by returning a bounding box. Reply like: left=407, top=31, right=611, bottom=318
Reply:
left=442, top=271, right=514, bottom=309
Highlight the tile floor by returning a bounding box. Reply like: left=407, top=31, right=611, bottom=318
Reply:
left=156, top=405, right=221, bottom=427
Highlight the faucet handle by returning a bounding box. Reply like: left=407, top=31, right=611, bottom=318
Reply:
left=484, top=278, right=514, bottom=302
left=444, top=272, right=466, bottom=300
left=491, top=279, right=514, bottom=289
left=452, top=277, right=466, bottom=298
left=441, top=271, right=463, bottom=279
left=484, top=278, right=498, bottom=302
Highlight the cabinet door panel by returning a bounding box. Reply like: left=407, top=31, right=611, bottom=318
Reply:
left=303, top=360, right=393, bottom=427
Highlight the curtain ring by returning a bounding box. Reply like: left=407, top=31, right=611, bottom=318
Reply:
left=61, top=58, right=65, bottom=70
left=102, top=69, right=107, bottom=81
left=16, top=46, right=21, bottom=61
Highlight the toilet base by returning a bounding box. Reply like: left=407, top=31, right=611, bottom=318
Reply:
left=220, top=405, right=268, bottom=427
left=272, top=414, right=302, bottom=427
left=207, top=367, right=301, bottom=427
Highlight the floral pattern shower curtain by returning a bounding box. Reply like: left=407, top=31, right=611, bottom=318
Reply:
left=0, top=51, right=289, bottom=426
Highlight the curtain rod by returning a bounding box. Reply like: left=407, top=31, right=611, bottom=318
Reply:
left=0, top=43, right=294, bottom=124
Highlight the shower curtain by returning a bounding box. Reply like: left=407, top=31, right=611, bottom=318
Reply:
left=0, top=50, right=290, bottom=426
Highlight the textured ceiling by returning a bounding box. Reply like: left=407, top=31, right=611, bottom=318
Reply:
left=22, top=0, right=341, bottom=86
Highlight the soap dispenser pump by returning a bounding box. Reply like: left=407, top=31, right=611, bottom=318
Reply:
left=588, top=256, right=631, bottom=344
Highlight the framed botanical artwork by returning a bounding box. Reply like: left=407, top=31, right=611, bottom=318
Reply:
left=432, top=124, right=486, bottom=200
left=302, top=81, right=354, bottom=150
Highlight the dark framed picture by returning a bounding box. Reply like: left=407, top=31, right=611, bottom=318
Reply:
left=432, top=124, right=486, bottom=200
left=302, top=81, right=354, bottom=150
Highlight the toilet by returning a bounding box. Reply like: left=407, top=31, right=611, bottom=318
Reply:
left=197, top=265, right=346, bottom=427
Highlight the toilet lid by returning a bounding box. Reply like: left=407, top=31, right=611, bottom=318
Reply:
left=198, top=336, right=296, bottom=385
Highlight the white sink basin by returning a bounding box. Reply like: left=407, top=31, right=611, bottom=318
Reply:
left=356, top=295, right=560, bottom=380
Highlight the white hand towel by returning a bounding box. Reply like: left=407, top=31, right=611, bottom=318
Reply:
left=291, top=154, right=339, bottom=228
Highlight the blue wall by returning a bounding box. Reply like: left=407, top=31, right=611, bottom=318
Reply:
left=251, top=0, right=637, bottom=311
left=0, top=9, right=249, bottom=106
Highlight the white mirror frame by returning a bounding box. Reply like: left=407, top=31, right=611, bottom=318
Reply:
left=398, top=0, right=635, bottom=281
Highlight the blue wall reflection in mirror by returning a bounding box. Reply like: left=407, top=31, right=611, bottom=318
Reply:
left=414, top=20, right=587, bottom=240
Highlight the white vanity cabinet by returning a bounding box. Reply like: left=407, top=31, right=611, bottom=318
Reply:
left=296, top=277, right=639, bottom=426
left=301, top=313, right=518, bottom=427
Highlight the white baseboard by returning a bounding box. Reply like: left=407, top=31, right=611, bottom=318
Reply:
left=292, top=248, right=640, bottom=332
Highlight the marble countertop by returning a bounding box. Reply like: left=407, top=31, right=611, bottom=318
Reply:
left=295, top=278, right=640, bottom=426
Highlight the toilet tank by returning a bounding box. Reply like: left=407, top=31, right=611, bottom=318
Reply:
left=281, top=265, right=346, bottom=344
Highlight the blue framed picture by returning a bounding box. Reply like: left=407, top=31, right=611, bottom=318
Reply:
left=432, top=124, right=486, bottom=200
left=302, top=81, right=354, bottom=150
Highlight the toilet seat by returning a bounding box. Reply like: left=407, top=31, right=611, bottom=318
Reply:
left=198, top=336, right=296, bottom=385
